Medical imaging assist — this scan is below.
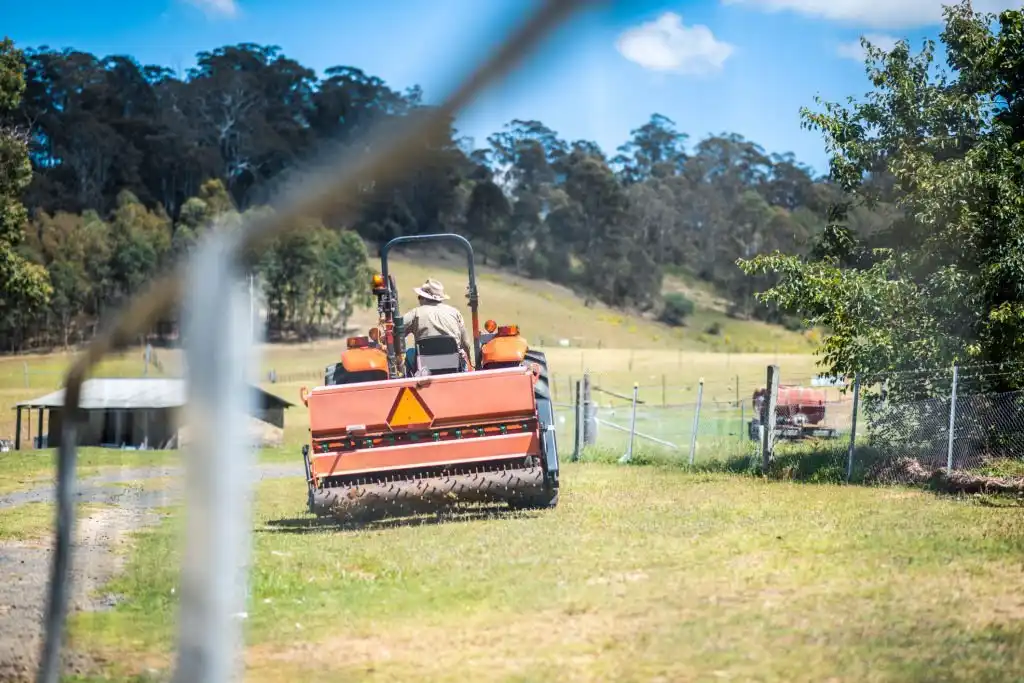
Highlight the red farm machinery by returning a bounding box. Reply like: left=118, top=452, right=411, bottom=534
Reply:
left=747, top=385, right=839, bottom=441
left=299, top=233, right=559, bottom=522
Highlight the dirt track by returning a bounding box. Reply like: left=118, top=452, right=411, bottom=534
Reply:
left=0, top=461, right=300, bottom=682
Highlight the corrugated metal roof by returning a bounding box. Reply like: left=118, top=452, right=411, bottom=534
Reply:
left=15, top=378, right=293, bottom=410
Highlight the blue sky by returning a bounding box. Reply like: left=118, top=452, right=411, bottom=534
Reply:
left=5, top=0, right=1022, bottom=176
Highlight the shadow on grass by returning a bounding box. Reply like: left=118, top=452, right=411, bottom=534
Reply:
left=261, top=503, right=529, bottom=533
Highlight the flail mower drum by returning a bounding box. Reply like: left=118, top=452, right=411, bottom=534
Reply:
left=299, top=233, right=559, bottom=522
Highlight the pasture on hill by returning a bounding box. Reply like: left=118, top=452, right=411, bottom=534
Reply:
left=350, top=251, right=819, bottom=354
left=0, top=251, right=824, bottom=443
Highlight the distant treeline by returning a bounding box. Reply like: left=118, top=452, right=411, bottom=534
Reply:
left=0, top=39, right=896, bottom=352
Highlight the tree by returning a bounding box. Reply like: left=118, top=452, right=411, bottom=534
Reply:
left=659, top=292, right=694, bottom=327
left=0, top=37, right=51, bottom=350
left=738, top=1, right=1024, bottom=399
left=0, top=36, right=895, bottom=351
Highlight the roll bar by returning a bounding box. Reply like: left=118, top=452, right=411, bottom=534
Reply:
left=380, top=233, right=481, bottom=370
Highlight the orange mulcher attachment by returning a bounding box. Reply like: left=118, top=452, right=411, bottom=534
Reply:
left=301, top=364, right=556, bottom=521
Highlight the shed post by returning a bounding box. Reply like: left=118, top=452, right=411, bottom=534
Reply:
left=14, top=407, right=22, bottom=451
left=37, top=408, right=43, bottom=449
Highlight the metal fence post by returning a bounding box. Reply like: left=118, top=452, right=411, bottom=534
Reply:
left=582, top=372, right=596, bottom=446
left=846, top=373, right=861, bottom=483
left=947, top=363, right=959, bottom=470
left=571, top=379, right=582, bottom=462
left=689, top=378, right=704, bottom=465
left=762, top=365, right=780, bottom=471
left=739, top=400, right=745, bottom=449
left=620, top=383, right=639, bottom=463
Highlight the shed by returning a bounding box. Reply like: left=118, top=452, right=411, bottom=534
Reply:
left=13, top=378, right=293, bottom=451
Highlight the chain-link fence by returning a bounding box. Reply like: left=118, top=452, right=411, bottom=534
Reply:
left=856, top=364, right=1024, bottom=485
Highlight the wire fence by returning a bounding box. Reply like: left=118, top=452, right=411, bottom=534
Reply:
left=558, top=369, right=857, bottom=467
left=561, top=362, right=1024, bottom=485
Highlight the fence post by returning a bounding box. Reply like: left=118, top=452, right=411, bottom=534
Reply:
left=23, top=362, right=29, bottom=389
left=620, top=383, right=639, bottom=464
left=947, top=363, right=959, bottom=470
left=582, top=372, right=596, bottom=446
left=689, top=377, right=704, bottom=465
left=739, top=400, right=745, bottom=448
left=572, top=380, right=582, bottom=462
left=846, top=373, right=861, bottom=483
left=735, top=374, right=742, bottom=447
left=762, top=365, right=780, bottom=471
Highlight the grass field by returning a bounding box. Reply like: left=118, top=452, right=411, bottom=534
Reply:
left=9, top=260, right=1021, bottom=680
left=57, top=458, right=1024, bottom=682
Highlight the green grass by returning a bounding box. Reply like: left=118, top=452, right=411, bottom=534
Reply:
left=66, top=459, right=1024, bottom=682
left=0, top=447, right=297, bottom=499
left=0, top=501, right=112, bottom=541
left=0, top=448, right=183, bottom=496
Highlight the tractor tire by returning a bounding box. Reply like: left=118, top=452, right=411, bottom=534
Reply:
left=525, top=350, right=550, bottom=382
left=508, top=349, right=559, bottom=511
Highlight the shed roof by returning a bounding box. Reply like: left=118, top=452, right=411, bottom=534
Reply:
left=14, top=377, right=294, bottom=410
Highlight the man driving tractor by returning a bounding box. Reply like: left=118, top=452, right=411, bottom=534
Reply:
left=401, top=278, right=474, bottom=373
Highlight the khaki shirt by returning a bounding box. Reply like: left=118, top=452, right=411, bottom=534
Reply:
left=402, top=302, right=473, bottom=359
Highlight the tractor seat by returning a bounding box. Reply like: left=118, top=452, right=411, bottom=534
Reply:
left=413, top=335, right=463, bottom=375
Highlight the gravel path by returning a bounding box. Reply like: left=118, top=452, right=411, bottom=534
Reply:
left=0, top=460, right=302, bottom=681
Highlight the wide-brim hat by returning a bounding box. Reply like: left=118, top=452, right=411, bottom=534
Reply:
left=414, top=278, right=449, bottom=302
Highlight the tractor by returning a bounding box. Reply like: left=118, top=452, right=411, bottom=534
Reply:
left=299, top=233, right=559, bottom=521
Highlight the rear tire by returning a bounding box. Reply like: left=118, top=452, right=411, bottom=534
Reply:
left=510, top=349, right=559, bottom=510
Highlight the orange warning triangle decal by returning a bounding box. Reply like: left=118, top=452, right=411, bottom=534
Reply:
left=387, top=387, right=433, bottom=429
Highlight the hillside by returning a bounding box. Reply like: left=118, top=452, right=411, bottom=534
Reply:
left=348, top=249, right=817, bottom=353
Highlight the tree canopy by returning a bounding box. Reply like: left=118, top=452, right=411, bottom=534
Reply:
left=0, top=35, right=894, bottom=351
left=739, top=0, right=1024, bottom=400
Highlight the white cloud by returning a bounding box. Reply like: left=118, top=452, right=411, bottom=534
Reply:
left=721, top=0, right=1023, bottom=29
left=615, top=12, right=735, bottom=77
left=182, top=0, right=239, bottom=18
left=836, top=33, right=900, bottom=61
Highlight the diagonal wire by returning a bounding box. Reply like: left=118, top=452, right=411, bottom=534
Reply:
left=36, top=1, right=596, bottom=681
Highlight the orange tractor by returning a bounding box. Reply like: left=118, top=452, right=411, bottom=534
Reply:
left=299, top=233, right=559, bottom=521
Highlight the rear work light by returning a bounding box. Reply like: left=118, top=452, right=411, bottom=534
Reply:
left=347, top=336, right=371, bottom=349
left=496, top=324, right=519, bottom=337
